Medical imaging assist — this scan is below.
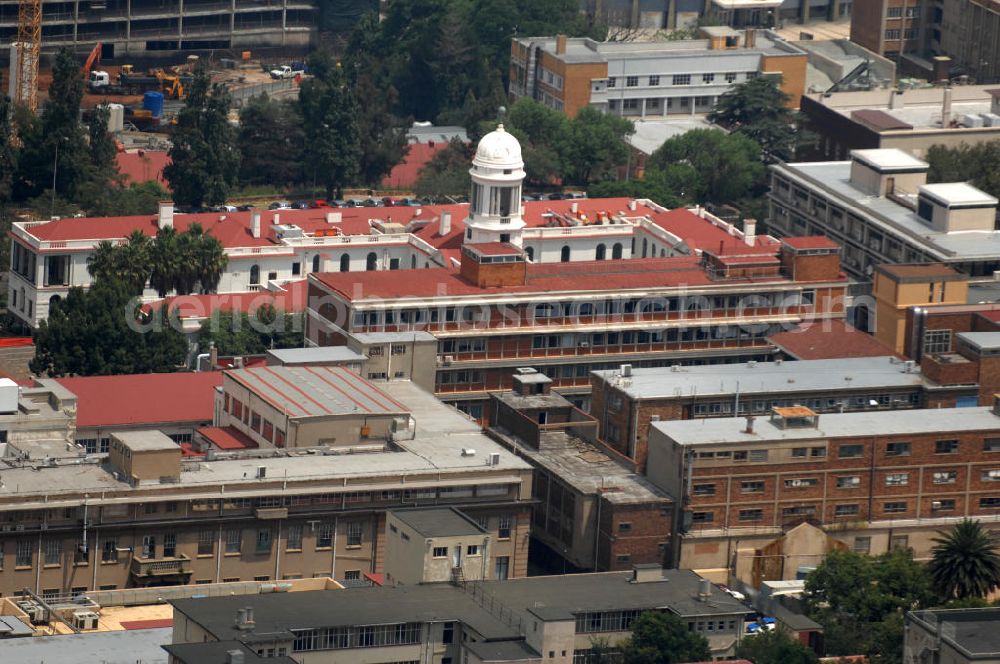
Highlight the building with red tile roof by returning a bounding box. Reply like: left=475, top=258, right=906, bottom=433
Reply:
left=115, top=150, right=171, bottom=189
left=768, top=320, right=900, bottom=361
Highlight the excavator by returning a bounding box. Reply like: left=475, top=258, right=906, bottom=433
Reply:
left=88, top=63, right=189, bottom=99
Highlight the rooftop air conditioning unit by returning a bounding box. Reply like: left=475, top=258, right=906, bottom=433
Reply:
left=620, top=364, right=633, bottom=377
left=256, top=466, right=266, bottom=479
left=73, top=611, right=99, bottom=630
left=443, top=356, right=454, bottom=365
left=487, top=452, right=500, bottom=466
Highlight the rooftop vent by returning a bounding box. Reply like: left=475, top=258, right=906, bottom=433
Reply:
left=620, top=364, right=633, bottom=377
left=461, top=448, right=476, bottom=457
left=698, top=578, right=712, bottom=601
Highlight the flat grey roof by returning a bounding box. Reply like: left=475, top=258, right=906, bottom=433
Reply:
left=0, top=381, right=530, bottom=503
left=592, top=357, right=926, bottom=400
left=465, top=639, right=541, bottom=662
left=0, top=627, right=171, bottom=664
left=265, top=347, right=365, bottom=365
left=851, top=148, right=927, bottom=172
left=164, top=641, right=294, bottom=663
left=391, top=507, right=486, bottom=537
left=351, top=331, right=437, bottom=344
left=775, top=160, right=1000, bottom=261
left=653, top=406, right=1000, bottom=445
left=112, top=429, right=178, bottom=452
left=172, top=586, right=522, bottom=641
left=225, top=365, right=409, bottom=418
left=921, top=183, right=999, bottom=208
left=910, top=608, right=1000, bottom=656
left=957, top=331, right=1000, bottom=351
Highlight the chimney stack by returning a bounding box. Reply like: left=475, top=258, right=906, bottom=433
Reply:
left=889, top=89, right=904, bottom=110
left=440, top=211, right=452, bottom=236
left=628, top=200, right=637, bottom=211
left=941, top=86, right=953, bottom=127
left=571, top=201, right=579, bottom=214
left=743, top=218, right=757, bottom=246
left=209, top=342, right=218, bottom=370
left=250, top=211, right=261, bottom=239
left=158, top=201, right=174, bottom=229
left=744, top=415, right=755, bottom=434
left=556, top=34, right=568, bottom=55
left=698, top=578, right=712, bottom=602
left=326, top=211, right=342, bottom=224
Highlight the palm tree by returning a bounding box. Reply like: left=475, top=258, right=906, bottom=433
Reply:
left=120, top=230, right=152, bottom=296
left=150, top=225, right=179, bottom=297
left=87, top=240, right=120, bottom=284
left=929, top=519, right=1000, bottom=600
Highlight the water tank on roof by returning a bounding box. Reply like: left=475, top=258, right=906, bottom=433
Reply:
left=0, top=378, right=18, bottom=415
left=143, top=91, right=164, bottom=118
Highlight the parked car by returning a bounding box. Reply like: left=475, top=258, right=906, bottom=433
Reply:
left=269, top=201, right=291, bottom=210
left=291, top=200, right=311, bottom=210
left=310, top=199, right=331, bottom=209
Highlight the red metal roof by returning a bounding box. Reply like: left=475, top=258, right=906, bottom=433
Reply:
left=649, top=208, right=779, bottom=254
left=56, top=372, right=222, bottom=428
left=381, top=142, right=454, bottom=189
left=155, top=279, right=308, bottom=321
left=768, top=320, right=898, bottom=360
left=197, top=425, right=259, bottom=450
left=782, top=236, right=840, bottom=250
left=115, top=150, right=171, bottom=189
left=0, top=337, right=33, bottom=347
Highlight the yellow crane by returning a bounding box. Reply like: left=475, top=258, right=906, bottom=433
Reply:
left=13, top=0, right=42, bottom=111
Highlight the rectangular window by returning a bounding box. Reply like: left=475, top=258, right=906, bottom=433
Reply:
left=983, top=470, right=1000, bottom=482
left=981, top=497, right=1000, bottom=509
left=837, top=476, right=861, bottom=489
left=785, top=478, right=818, bottom=488
left=986, top=438, right=1000, bottom=452
left=741, top=481, right=765, bottom=493
left=936, top=440, right=959, bottom=454
left=672, top=74, right=691, bottom=85
left=885, top=442, right=911, bottom=456
left=102, top=539, right=118, bottom=563
left=250, top=412, right=261, bottom=433
left=467, top=545, right=480, bottom=556
left=702, top=73, right=715, bottom=83
left=198, top=531, right=214, bottom=556
left=885, top=29, right=901, bottom=39
left=625, top=76, right=638, bottom=87
left=923, top=329, right=952, bottom=354
left=16, top=540, right=32, bottom=567
left=739, top=509, right=763, bottom=522
left=933, top=499, right=956, bottom=511
left=225, top=529, right=242, bottom=554
left=44, top=539, right=61, bottom=566
left=891, top=535, right=909, bottom=550
left=346, top=522, right=363, bottom=547
left=933, top=471, right=957, bottom=484
left=749, top=450, right=768, bottom=462
left=317, top=524, right=333, bottom=549
left=691, top=511, right=713, bottom=523
left=839, top=444, right=863, bottom=459
left=498, top=515, right=512, bottom=540
left=432, top=546, right=448, bottom=558
left=886, top=473, right=909, bottom=486
left=791, top=447, right=807, bottom=458
left=887, top=6, right=902, bottom=16
left=287, top=525, right=303, bottom=551
left=693, top=483, right=716, bottom=496
left=725, top=72, right=737, bottom=83
left=256, top=529, right=272, bottom=554
left=607, top=77, right=616, bottom=88
left=884, top=501, right=907, bottom=513
left=853, top=536, right=871, bottom=554
left=835, top=504, right=859, bottom=517
left=648, top=75, right=659, bottom=86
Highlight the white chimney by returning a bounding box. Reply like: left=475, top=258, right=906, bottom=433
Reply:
left=942, top=86, right=953, bottom=127
left=628, top=200, right=637, bottom=211
left=889, top=89, right=904, bottom=110
left=743, top=218, right=756, bottom=246
left=440, top=211, right=451, bottom=236
left=571, top=202, right=579, bottom=214
left=326, top=211, right=342, bottom=224
left=250, top=210, right=261, bottom=239
left=273, top=213, right=280, bottom=226
left=158, top=201, right=174, bottom=229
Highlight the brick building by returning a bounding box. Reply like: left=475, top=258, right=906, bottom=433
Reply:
left=488, top=369, right=673, bottom=572
left=590, top=355, right=979, bottom=469
left=647, top=402, right=1000, bottom=572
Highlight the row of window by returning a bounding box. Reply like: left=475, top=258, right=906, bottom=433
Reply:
left=187, top=486, right=510, bottom=514
left=886, top=5, right=920, bottom=17
left=608, top=72, right=744, bottom=88
left=691, top=497, right=1000, bottom=523
left=292, top=622, right=422, bottom=651
left=692, top=392, right=920, bottom=417
left=696, top=438, right=997, bottom=464
left=225, top=395, right=287, bottom=446
left=884, top=28, right=917, bottom=40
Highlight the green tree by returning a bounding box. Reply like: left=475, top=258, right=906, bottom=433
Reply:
left=88, top=105, right=117, bottom=175
left=198, top=305, right=302, bottom=356
left=298, top=52, right=362, bottom=198
left=30, top=279, right=188, bottom=377
left=926, top=141, right=1000, bottom=199
left=414, top=137, right=473, bottom=199
left=237, top=94, right=305, bottom=187
left=353, top=70, right=411, bottom=188
left=735, top=629, right=818, bottom=664
left=929, top=519, right=1000, bottom=601
left=0, top=95, right=16, bottom=203
left=87, top=230, right=151, bottom=296
left=165, top=64, right=239, bottom=207
left=709, top=77, right=799, bottom=162
left=587, top=161, right=699, bottom=209
left=620, top=611, right=711, bottom=664
left=88, top=181, right=171, bottom=217
left=147, top=223, right=227, bottom=297
left=557, top=106, right=633, bottom=184
left=649, top=129, right=765, bottom=204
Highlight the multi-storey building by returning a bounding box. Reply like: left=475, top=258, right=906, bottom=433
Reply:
left=0, top=0, right=318, bottom=56
left=0, top=374, right=533, bottom=597
left=510, top=28, right=808, bottom=117
left=850, top=0, right=924, bottom=61
left=767, top=148, right=1000, bottom=286
left=488, top=368, right=674, bottom=572
left=591, top=355, right=981, bottom=468
left=579, top=0, right=849, bottom=32
left=647, top=401, right=1000, bottom=573
left=167, top=567, right=750, bottom=663
left=905, top=607, right=1000, bottom=664
left=306, top=125, right=849, bottom=418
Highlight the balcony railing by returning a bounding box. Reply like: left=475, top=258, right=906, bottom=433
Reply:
left=130, top=554, right=192, bottom=577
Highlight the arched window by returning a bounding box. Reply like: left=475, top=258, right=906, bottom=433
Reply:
left=596, top=244, right=607, bottom=260
left=524, top=247, right=534, bottom=262
left=312, top=255, right=321, bottom=273
left=339, top=253, right=350, bottom=272
left=560, top=246, right=571, bottom=262
left=250, top=265, right=260, bottom=285
left=49, top=294, right=62, bottom=309
left=660, top=249, right=666, bottom=257
left=612, top=243, right=623, bottom=259
left=366, top=252, right=378, bottom=271
left=642, top=238, right=648, bottom=258
left=410, top=255, right=416, bottom=269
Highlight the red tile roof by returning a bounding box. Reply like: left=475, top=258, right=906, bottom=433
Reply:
left=768, top=320, right=898, bottom=360
left=197, top=425, right=259, bottom=450
left=649, top=208, right=779, bottom=255
left=381, top=142, right=454, bottom=189
left=56, top=372, right=222, bottom=428
left=115, top=150, right=171, bottom=189
left=156, top=280, right=308, bottom=320
left=0, top=337, right=33, bottom=348
left=464, top=242, right=523, bottom=256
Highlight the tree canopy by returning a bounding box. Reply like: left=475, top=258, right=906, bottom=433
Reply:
left=648, top=128, right=765, bottom=204
left=709, top=77, right=800, bottom=162
left=237, top=94, right=306, bottom=188
left=30, top=280, right=188, bottom=377
left=926, top=141, right=1000, bottom=199
left=929, top=519, right=1000, bottom=600
left=414, top=137, right=474, bottom=199
left=197, top=305, right=303, bottom=357
left=165, top=63, right=239, bottom=207
left=620, top=611, right=711, bottom=664
left=735, top=629, right=818, bottom=664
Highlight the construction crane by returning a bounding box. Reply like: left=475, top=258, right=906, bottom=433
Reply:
left=13, top=0, right=42, bottom=111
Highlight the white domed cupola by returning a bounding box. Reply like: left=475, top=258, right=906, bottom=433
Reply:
left=465, top=124, right=527, bottom=246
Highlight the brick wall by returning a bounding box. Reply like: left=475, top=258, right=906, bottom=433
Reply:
left=597, top=500, right=672, bottom=571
